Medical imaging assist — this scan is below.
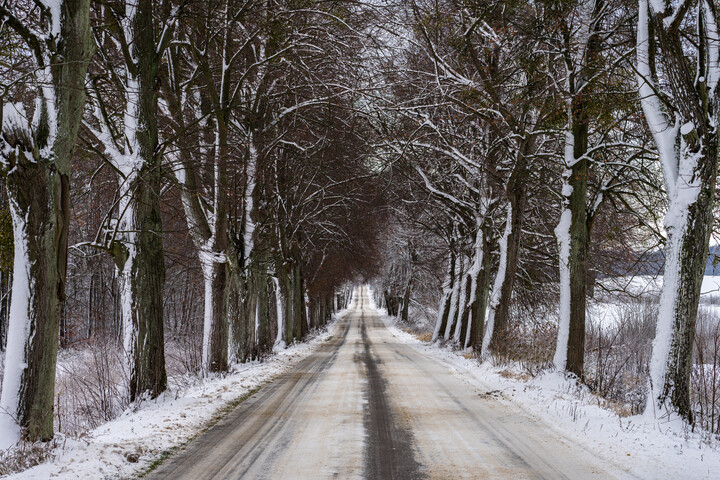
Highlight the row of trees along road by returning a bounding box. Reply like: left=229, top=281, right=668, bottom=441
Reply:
left=0, top=0, right=384, bottom=445
left=0, top=0, right=718, bottom=447
left=373, top=0, right=719, bottom=427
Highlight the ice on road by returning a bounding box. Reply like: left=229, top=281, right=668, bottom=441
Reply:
left=150, top=287, right=627, bottom=480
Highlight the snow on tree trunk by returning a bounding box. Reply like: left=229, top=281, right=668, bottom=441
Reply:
left=483, top=206, right=512, bottom=355
left=552, top=0, right=599, bottom=376
left=432, top=254, right=454, bottom=342
left=553, top=139, right=590, bottom=378
left=443, top=257, right=462, bottom=340
left=650, top=190, right=709, bottom=421
left=305, top=292, right=312, bottom=330
left=400, top=280, right=411, bottom=323
left=243, top=142, right=258, bottom=269
left=273, top=276, right=286, bottom=348
left=554, top=193, right=572, bottom=372
left=453, top=269, right=470, bottom=344
left=112, top=0, right=168, bottom=401
left=484, top=140, right=529, bottom=355
left=0, top=0, right=93, bottom=446
left=200, top=255, right=228, bottom=373
left=637, top=0, right=720, bottom=422
left=0, top=197, right=50, bottom=446
left=468, top=224, right=492, bottom=352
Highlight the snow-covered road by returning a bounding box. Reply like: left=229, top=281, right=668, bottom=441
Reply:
left=150, top=286, right=630, bottom=480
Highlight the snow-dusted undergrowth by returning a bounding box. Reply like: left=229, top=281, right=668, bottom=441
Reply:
left=0, top=314, right=342, bottom=479
left=379, top=311, right=720, bottom=480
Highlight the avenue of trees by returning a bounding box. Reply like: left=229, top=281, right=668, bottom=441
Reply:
left=1, top=0, right=719, bottom=450
left=374, top=0, right=719, bottom=430
left=0, top=0, right=382, bottom=446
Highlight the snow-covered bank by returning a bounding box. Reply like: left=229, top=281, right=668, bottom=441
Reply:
left=0, top=314, right=343, bottom=479
left=379, top=311, right=720, bottom=480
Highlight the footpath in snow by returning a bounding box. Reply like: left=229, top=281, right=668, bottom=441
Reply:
left=378, top=310, right=720, bottom=480
left=1, top=315, right=343, bottom=480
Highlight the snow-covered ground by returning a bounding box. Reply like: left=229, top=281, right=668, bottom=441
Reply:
left=585, top=275, right=720, bottom=330
left=0, top=315, right=343, bottom=479
left=379, top=311, right=720, bottom=480
left=3, top=284, right=718, bottom=479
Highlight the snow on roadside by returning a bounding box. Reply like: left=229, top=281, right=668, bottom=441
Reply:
left=378, top=310, right=720, bottom=480
left=2, top=314, right=343, bottom=480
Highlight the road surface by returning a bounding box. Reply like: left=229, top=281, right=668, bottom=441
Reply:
left=150, top=287, right=628, bottom=480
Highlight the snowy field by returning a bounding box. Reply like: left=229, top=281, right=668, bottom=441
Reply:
left=0, top=315, right=343, bottom=479
left=379, top=312, right=720, bottom=480
left=589, top=275, right=720, bottom=329
left=598, top=275, right=720, bottom=300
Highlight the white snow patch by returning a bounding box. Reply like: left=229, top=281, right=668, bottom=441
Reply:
left=38, top=0, right=62, bottom=38
left=0, top=206, right=33, bottom=450
left=553, top=207, right=573, bottom=371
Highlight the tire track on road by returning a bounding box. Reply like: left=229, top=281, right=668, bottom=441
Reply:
left=358, top=309, right=424, bottom=480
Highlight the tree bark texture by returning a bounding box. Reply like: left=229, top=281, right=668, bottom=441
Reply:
left=118, top=0, right=167, bottom=400
left=469, top=225, right=492, bottom=353
left=564, top=117, right=590, bottom=379
left=488, top=145, right=529, bottom=354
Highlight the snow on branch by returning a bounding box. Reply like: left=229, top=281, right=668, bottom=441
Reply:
left=636, top=0, right=679, bottom=195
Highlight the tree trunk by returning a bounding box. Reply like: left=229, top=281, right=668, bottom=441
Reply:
left=400, top=280, right=411, bottom=323
left=432, top=252, right=454, bottom=341
left=454, top=272, right=472, bottom=345
left=652, top=172, right=716, bottom=421
left=486, top=141, right=529, bottom=355
left=199, top=115, right=230, bottom=371
left=117, top=192, right=168, bottom=400
left=554, top=58, right=595, bottom=379
left=325, top=294, right=333, bottom=324
left=244, top=274, right=258, bottom=360
left=115, top=0, right=167, bottom=401
left=164, top=24, right=232, bottom=373
left=254, top=256, right=272, bottom=355
left=0, top=271, right=8, bottom=351
left=281, top=262, right=294, bottom=344
left=0, top=0, right=93, bottom=444
left=444, top=256, right=463, bottom=340
left=468, top=225, right=492, bottom=352
left=228, top=258, right=248, bottom=362
left=272, top=275, right=285, bottom=347
left=294, top=262, right=308, bottom=340
left=203, top=261, right=228, bottom=372
left=554, top=128, right=590, bottom=379
left=552, top=0, right=604, bottom=380
left=2, top=162, right=68, bottom=442
left=638, top=0, right=720, bottom=422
